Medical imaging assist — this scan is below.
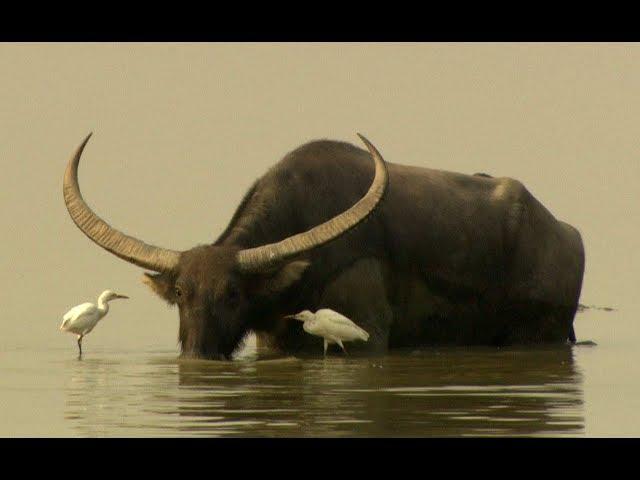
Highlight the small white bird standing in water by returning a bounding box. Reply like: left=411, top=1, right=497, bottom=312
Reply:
left=286, top=309, right=370, bottom=356
left=59, top=290, right=129, bottom=356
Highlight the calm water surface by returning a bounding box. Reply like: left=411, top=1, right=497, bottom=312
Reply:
left=0, top=309, right=634, bottom=437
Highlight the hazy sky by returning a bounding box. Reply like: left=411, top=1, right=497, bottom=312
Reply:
left=1, top=43, right=637, bottom=351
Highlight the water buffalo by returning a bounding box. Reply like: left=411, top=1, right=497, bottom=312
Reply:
left=63, top=134, right=585, bottom=359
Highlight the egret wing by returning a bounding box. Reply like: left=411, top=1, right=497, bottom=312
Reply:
left=61, top=303, right=98, bottom=332
left=317, top=309, right=357, bottom=326
left=317, top=309, right=370, bottom=341
left=329, top=322, right=370, bottom=342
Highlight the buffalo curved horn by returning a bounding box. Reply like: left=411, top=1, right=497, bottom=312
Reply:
left=236, top=134, right=389, bottom=273
left=63, top=133, right=181, bottom=272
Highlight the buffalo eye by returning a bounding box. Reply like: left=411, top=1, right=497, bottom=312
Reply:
left=175, top=286, right=183, bottom=299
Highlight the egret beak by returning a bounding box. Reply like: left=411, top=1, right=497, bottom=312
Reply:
left=115, top=294, right=129, bottom=300
left=284, top=314, right=304, bottom=321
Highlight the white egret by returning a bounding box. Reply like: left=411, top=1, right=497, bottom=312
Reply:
left=286, top=309, right=370, bottom=356
left=59, top=290, right=129, bottom=356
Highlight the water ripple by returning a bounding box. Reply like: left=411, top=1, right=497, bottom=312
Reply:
left=58, top=346, right=584, bottom=437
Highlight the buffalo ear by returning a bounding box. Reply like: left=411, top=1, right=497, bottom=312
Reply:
left=252, top=260, right=311, bottom=296
left=143, top=272, right=177, bottom=305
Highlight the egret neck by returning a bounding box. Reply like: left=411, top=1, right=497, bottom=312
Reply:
left=97, top=290, right=113, bottom=318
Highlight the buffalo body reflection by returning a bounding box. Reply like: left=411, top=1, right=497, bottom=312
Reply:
left=166, top=346, right=582, bottom=436
left=63, top=346, right=583, bottom=436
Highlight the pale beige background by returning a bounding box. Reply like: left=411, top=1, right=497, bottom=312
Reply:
left=1, top=43, right=636, bottom=381
left=2, top=43, right=635, bottom=340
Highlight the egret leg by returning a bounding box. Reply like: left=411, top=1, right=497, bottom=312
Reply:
left=323, top=339, right=328, bottom=356
left=77, top=335, right=83, bottom=357
left=336, top=339, right=347, bottom=355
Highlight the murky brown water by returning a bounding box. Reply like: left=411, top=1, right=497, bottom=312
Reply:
left=1, top=308, right=635, bottom=437
left=1, top=346, right=583, bottom=437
